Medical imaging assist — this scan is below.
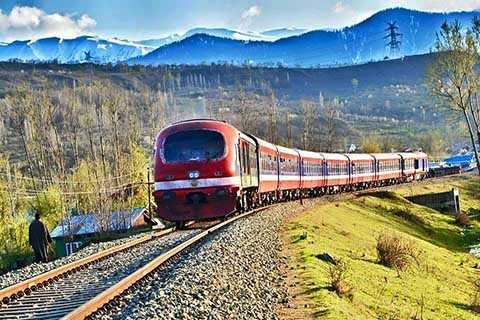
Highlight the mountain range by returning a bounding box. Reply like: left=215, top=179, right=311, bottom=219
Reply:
left=0, top=36, right=152, bottom=64
left=0, top=27, right=308, bottom=64
left=130, top=8, right=480, bottom=67
left=134, top=27, right=309, bottom=48
left=1, top=8, right=479, bottom=66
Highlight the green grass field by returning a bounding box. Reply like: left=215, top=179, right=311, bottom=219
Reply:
left=284, top=175, right=480, bottom=319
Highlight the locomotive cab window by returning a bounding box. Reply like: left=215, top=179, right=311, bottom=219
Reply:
left=163, top=130, right=225, bottom=163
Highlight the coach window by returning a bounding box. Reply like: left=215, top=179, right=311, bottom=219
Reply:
left=242, top=144, right=248, bottom=174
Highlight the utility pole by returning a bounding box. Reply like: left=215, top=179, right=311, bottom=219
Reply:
left=147, top=167, right=152, bottom=219
left=384, top=21, right=402, bottom=58
left=285, top=112, right=292, bottom=148
left=268, top=92, right=278, bottom=144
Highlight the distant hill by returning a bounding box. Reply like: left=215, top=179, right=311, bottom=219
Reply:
left=130, top=8, right=479, bottom=67
left=134, top=28, right=309, bottom=48
left=261, top=28, right=309, bottom=38
left=0, top=52, right=434, bottom=99
left=0, top=28, right=308, bottom=64
left=0, top=53, right=440, bottom=145
left=0, top=36, right=154, bottom=64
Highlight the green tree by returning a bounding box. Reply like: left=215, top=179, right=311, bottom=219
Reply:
left=360, top=135, right=381, bottom=153
left=30, top=185, right=65, bottom=229
left=416, top=130, right=446, bottom=159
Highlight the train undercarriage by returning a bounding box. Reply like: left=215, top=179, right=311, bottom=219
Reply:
left=234, top=176, right=417, bottom=213
left=159, top=174, right=426, bottom=230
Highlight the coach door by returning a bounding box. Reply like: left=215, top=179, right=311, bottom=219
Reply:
left=239, top=140, right=253, bottom=187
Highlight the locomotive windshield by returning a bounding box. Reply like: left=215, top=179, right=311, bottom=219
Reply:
left=163, top=130, right=225, bottom=163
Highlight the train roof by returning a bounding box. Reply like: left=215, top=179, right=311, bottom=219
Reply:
left=161, top=119, right=236, bottom=132
left=319, top=153, right=349, bottom=161
left=168, top=118, right=226, bottom=126
left=415, top=152, right=428, bottom=158
left=345, top=153, right=375, bottom=161
left=251, top=135, right=277, bottom=150
left=239, top=132, right=257, bottom=145
left=277, top=145, right=299, bottom=156
left=371, top=153, right=402, bottom=160
left=296, top=149, right=323, bottom=160
left=398, top=152, right=418, bottom=159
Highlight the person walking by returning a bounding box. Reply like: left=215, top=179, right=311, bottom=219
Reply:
left=29, top=212, right=52, bottom=263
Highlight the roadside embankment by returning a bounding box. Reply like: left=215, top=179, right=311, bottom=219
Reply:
left=282, top=175, right=480, bottom=319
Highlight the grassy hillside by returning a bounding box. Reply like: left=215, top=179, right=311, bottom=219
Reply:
left=284, top=175, right=480, bottom=319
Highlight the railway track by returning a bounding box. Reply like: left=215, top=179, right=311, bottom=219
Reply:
left=0, top=207, right=271, bottom=320
left=0, top=227, right=181, bottom=319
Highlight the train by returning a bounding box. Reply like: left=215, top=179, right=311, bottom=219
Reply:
left=153, top=119, right=428, bottom=227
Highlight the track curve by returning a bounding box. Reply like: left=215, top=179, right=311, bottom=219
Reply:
left=0, top=207, right=272, bottom=320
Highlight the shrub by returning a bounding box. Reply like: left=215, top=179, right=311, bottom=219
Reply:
left=293, top=231, right=308, bottom=243
left=456, top=212, right=471, bottom=227
left=328, top=258, right=353, bottom=300
left=376, top=232, right=419, bottom=271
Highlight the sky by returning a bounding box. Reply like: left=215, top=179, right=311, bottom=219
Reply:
left=0, top=0, right=480, bottom=42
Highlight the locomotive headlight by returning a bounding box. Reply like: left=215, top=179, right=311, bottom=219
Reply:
left=188, top=170, right=200, bottom=179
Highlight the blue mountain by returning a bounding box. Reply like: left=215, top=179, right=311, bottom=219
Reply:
left=0, top=36, right=154, bottom=64
left=0, top=27, right=306, bottom=64
left=129, top=8, right=480, bottom=67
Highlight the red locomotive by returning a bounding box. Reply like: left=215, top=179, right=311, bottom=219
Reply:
left=153, top=119, right=428, bottom=227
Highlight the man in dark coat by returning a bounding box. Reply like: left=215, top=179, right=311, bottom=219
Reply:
left=29, top=212, right=52, bottom=263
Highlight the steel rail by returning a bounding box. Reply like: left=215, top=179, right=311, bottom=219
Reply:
left=0, top=227, right=175, bottom=305
left=62, top=206, right=273, bottom=320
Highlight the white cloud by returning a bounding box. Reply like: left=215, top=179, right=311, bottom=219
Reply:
left=0, top=6, right=97, bottom=42
left=333, top=1, right=346, bottom=13
left=239, top=5, right=262, bottom=30
left=241, top=5, right=261, bottom=19
left=78, top=14, right=97, bottom=29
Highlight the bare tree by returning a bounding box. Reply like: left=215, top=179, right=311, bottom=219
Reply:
left=284, top=111, right=293, bottom=148
left=321, top=98, right=341, bottom=152
left=267, top=91, right=278, bottom=144
left=426, top=21, right=480, bottom=173
left=302, top=100, right=315, bottom=150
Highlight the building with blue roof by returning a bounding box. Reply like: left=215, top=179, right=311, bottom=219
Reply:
left=51, top=208, right=151, bottom=256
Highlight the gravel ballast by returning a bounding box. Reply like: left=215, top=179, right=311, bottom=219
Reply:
left=0, top=230, right=202, bottom=319
left=98, top=201, right=318, bottom=320
left=0, top=230, right=160, bottom=290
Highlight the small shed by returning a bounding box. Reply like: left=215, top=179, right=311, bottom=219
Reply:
left=51, top=208, right=150, bottom=257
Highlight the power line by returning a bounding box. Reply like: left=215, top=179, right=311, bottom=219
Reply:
left=384, top=21, right=402, bottom=57
left=0, top=181, right=145, bottom=196
left=0, top=172, right=138, bottom=185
